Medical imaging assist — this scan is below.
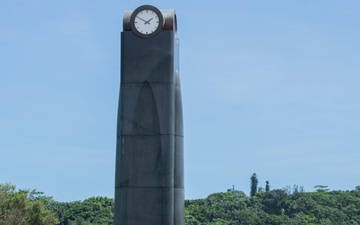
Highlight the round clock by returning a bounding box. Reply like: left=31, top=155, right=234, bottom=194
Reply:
left=130, top=5, right=164, bottom=38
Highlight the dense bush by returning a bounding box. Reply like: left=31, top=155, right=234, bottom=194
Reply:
left=185, top=189, right=360, bottom=225
left=0, top=183, right=58, bottom=225
left=2, top=183, right=360, bottom=225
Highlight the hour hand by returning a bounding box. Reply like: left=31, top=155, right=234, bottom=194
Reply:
left=145, top=18, right=153, bottom=24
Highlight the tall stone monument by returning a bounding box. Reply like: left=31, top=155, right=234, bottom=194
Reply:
left=114, top=5, right=184, bottom=225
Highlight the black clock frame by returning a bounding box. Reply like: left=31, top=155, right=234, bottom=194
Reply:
left=130, top=5, right=164, bottom=39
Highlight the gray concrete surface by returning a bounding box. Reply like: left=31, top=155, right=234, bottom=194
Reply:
left=114, top=29, right=184, bottom=225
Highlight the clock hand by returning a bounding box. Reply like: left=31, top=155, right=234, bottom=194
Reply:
left=136, top=16, right=147, bottom=24
left=145, top=18, right=153, bottom=24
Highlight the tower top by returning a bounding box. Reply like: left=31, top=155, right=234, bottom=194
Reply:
left=123, top=5, right=177, bottom=38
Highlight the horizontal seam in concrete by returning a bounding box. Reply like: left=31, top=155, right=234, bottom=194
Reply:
left=115, top=186, right=184, bottom=189
left=121, top=82, right=176, bottom=85
left=118, top=134, right=184, bottom=138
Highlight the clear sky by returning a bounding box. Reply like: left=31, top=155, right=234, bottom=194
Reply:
left=1, top=0, right=360, bottom=202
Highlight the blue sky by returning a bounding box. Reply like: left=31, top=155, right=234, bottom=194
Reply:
left=1, top=0, right=360, bottom=202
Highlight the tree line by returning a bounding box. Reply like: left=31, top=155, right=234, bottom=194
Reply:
left=1, top=177, right=360, bottom=225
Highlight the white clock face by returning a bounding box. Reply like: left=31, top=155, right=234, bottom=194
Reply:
left=134, top=9, right=160, bottom=35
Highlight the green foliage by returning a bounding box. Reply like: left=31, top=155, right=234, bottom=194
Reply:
left=3, top=182, right=360, bottom=225
left=185, top=189, right=360, bottom=225
left=314, top=185, right=330, bottom=192
left=0, top=183, right=59, bottom=225
left=46, top=196, right=114, bottom=225
left=250, top=173, right=258, bottom=197
left=265, top=181, right=270, bottom=192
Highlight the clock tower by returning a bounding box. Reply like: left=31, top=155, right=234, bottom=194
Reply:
left=114, top=5, right=184, bottom=225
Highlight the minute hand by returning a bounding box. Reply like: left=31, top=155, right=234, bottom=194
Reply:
left=136, top=16, right=147, bottom=24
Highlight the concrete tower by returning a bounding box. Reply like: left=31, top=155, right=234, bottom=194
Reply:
left=114, top=5, right=184, bottom=225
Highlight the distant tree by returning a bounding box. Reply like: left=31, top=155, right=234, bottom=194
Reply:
left=283, top=185, right=292, bottom=194
left=355, top=185, right=360, bottom=191
left=250, top=173, right=258, bottom=197
left=299, top=185, right=305, bottom=193
left=51, top=196, right=114, bottom=225
left=0, top=183, right=58, bottom=225
left=258, top=186, right=265, bottom=193
left=293, top=184, right=299, bottom=193
left=265, top=181, right=270, bottom=192
left=185, top=213, right=201, bottom=225
left=314, top=185, right=330, bottom=192
left=184, top=187, right=360, bottom=225
left=260, top=189, right=289, bottom=215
